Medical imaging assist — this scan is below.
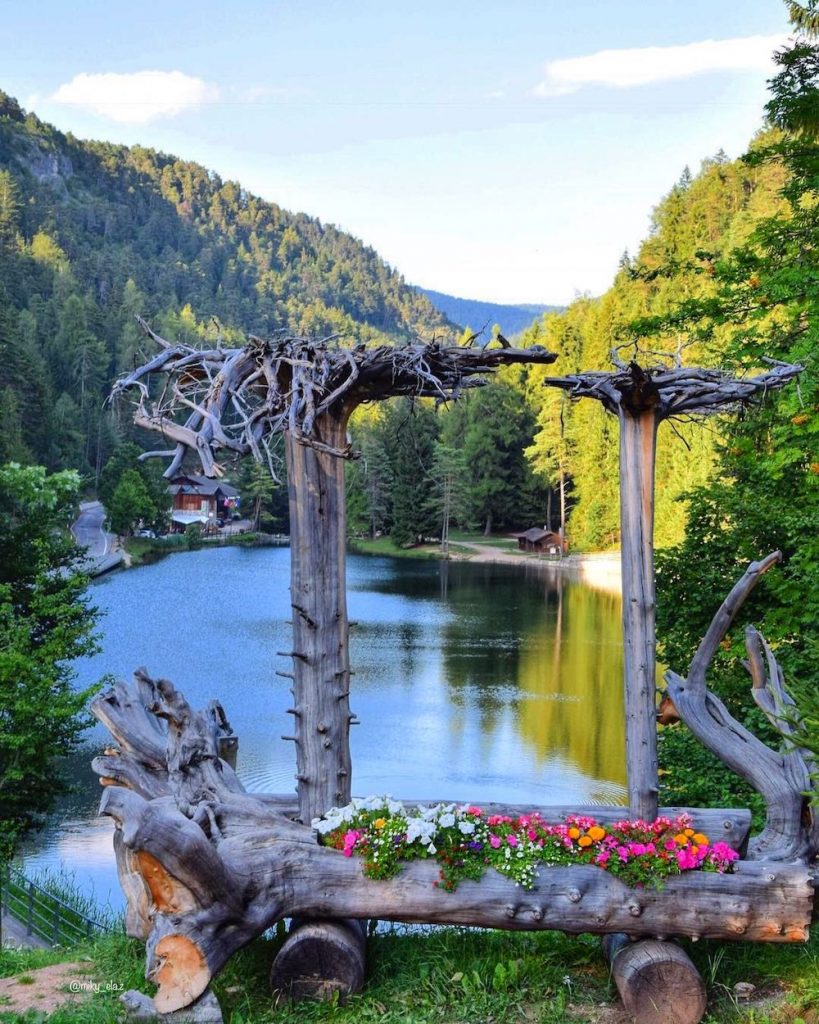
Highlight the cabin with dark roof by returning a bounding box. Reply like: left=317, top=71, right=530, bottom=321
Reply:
left=514, top=526, right=566, bottom=555
left=167, top=474, right=240, bottom=530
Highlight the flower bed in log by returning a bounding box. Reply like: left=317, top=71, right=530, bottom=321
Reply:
left=313, top=798, right=740, bottom=891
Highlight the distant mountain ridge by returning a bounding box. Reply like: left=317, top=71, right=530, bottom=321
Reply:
left=417, top=287, right=563, bottom=339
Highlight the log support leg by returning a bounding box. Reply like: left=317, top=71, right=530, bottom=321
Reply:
left=270, top=919, right=367, bottom=1002
left=603, top=934, right=706, bottom=1024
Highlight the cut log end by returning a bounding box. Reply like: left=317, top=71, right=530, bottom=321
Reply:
left=152, top=934, right=211, bottom=1014
left=270, top=920, right=366, bottom=1003
left=605, top=936, right=706, bottom=1024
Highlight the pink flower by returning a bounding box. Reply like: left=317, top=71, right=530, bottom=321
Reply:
left=489, top=834, right=501, bottom=849
left=676, top=848, right=698, bottom=871
left=466, top=806, right=483, bottom=817
left=527, top=829, right=538, bottom=841
left=507, top=834, right=518, bottom=847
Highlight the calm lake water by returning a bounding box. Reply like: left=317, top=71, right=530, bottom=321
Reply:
left=21, top=547, right=626, bottom=913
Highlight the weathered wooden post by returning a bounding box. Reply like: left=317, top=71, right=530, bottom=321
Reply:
left=543, top=356, right=801, bottom=822
left=283, top=410, right=354, bottom=824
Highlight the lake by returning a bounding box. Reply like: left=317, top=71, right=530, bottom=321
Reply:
left=21, top=546, right=626, bottom=913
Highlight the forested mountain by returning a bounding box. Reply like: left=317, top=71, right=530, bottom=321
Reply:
left=0, top=91, right=451, bottom=478
left=519, top=141, right=789, bottom=550
left=417, top=287, right=561, bottom=339
left=0, top=89, right=803, bottom=554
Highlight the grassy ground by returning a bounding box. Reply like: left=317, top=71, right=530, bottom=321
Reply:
left=2, top=922, right=818, bottom=1023
left=124, top=531, right=281, bottom=566
left=348, top=537, right=452, bottom=559
left=347, top=532, right=520, bottom=560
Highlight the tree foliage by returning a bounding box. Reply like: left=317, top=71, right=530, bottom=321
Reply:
left=0, top=92, right=449, bottom=484
left=651, top=9, right=819, bottom=811
left=0, top=464, right=99, bottom=860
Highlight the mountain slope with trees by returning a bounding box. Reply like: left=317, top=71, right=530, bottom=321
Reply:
left=0, top=91, right=451, bottom=480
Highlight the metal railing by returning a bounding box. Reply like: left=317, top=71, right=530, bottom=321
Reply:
left=1, top=865, right=111, bottom=946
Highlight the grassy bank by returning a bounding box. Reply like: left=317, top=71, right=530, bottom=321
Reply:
left=2, top=920, right=818, bottom=1023
left=348, top=536, right=451, bottom=559
left=123, top=531, right=285, bottom=567
left=347, top=532, right=515, bottom=560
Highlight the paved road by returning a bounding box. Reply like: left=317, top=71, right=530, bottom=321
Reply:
left=72, top=501, right=110, bottom=557
left=72, top=501, right=123, bottom=575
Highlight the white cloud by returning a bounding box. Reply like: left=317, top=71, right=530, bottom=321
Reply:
left=50, top=70, right=219, bottom=124
left=533, top=33, right=788, bottom=97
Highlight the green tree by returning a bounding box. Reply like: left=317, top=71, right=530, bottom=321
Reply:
left=107, top=468, right=156, bottom=537
left=98, top=442, right=169, bottom=532
left=383, top=399, right=438, bottom=547
left=649, top=6, right=819, bottom=810
left=0, top=464, right=99, bottom=862
left=426, top=441, right=468, bottom=555
left=461, top=380, right=538, bottom=535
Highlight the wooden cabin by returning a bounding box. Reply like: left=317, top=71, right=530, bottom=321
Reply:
left=515, top=526, right=566, bottom=555
left=167, top=474, right=240, bottom=531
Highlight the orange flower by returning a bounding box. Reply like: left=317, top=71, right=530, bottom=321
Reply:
left=588, top=826, right=606, bottom=842
left=578, top=835, right=593, bottom=848
left=693, top=833, right=709, bottom=846
left=568, top=827, right=581, bottom=840
left=684, top=828, right=695, bottom=838
left=674, top=834, right=689, bottom=845
left=373, top=818, right=386, bottom=830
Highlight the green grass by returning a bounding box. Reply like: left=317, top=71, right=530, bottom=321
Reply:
left=448, top=530, right=520, bottom=550
left=1, top=923, right=818, bottom=1023
left=2, top=868, right=116, bottom=947
left=124, top=531, right=282, bottom=566
left=347, top=537, right=446, bottom=560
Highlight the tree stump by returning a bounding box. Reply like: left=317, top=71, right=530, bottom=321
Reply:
left=603, top=934, right=706, bottom=1024
left=270, top=919, right=367, bottom=1002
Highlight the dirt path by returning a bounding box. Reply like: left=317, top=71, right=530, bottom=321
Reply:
left=0, top=963, right=96, bottom=1016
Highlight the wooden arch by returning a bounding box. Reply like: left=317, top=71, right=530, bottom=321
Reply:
left=92, top=329, right=815, bottom=1021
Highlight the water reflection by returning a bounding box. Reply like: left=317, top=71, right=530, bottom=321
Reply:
left=22, top=547, right=627, bottom=909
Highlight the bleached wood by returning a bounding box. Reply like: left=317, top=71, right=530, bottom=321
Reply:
left=618, top=406, right=660, bottom=821
left=665, top=554, right=819, bottom=861
left=91, top=675, right=812, bottom=1014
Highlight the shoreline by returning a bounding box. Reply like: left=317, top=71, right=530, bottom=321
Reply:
left=107, top=531, right=623, bottom=595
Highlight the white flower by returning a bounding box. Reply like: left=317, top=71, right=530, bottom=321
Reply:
left=458, top=821, right=476, bottom=835
left=427, top=843, right=437, bottom=854
left=439, top=813, right=455, bottom=828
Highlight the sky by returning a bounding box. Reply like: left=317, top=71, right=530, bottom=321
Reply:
left=0, top=1, right=794, bottom=306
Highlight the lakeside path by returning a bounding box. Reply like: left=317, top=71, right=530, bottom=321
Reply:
left=71, top=501, right=123, bottom=576
left=454, top=541, right=622, bottom=594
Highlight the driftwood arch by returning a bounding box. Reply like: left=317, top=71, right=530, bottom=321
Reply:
left=93, top=330, right=816, bottom=1023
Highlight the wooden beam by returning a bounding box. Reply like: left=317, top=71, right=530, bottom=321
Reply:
left=618, top=406, right=660, bottom=821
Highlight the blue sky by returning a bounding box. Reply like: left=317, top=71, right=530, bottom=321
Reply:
left=1, top=1, right=792, bottom=304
